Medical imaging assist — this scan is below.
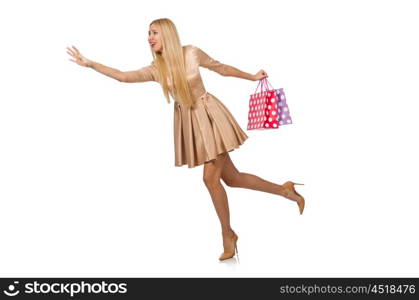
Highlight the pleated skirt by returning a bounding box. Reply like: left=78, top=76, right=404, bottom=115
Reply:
left=174, top=91, right=249, bottom=168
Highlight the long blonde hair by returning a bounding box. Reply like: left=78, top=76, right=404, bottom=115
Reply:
left=149, top=18, right=194, bottom=107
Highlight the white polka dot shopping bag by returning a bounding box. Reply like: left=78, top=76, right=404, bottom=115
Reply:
left=247, top=78, right=292, bottom=130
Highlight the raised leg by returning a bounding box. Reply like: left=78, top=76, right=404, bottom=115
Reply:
left=221, top=152, right=300, bottom=202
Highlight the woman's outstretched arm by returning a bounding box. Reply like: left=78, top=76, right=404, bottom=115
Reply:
left=67, top=45, right=157, bottom=83
left=87, top=60, right=125, bottom=81
left=88, top=61, right=157, bottom=83
left=118, top=62, right=158, bottom=83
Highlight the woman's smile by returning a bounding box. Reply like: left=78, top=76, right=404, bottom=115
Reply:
left=148, top=24, right=162, bottom=52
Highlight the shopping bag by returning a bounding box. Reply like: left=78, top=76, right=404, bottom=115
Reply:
left=273, top=85, right=293, bottom=127
left=247, top=78, right=292, bottom=130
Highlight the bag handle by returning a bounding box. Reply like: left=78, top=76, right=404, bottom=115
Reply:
left=260, top=78, right=269, bottom=91
left=254, top=77, right=275, bottom=94
left=254, top=79, right=265, bottom=94
left=262, top=77, right=274, bottom=90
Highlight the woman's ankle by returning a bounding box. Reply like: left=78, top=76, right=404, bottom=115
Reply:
left=222, top=228, right=235, bottom=238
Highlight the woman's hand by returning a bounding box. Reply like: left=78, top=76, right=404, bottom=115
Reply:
left=66, top=45, right=92, bottom=67
left=253, top=69, right=268, bottom=81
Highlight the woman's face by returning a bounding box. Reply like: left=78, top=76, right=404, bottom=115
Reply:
left=148, top=24, right=163, bottom=53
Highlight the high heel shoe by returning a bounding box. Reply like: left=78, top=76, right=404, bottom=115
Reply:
left=282, top=181, right=305, bottom=215
left=219, top=231, right=239, bottom=261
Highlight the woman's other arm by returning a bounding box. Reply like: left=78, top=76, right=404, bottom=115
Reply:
left=193, top=45, right=267, bottom=81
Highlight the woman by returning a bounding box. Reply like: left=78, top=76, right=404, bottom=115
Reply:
left=67, top=18, right=305, bottom=261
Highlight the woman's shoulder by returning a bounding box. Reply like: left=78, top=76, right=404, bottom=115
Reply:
left=182, top=45, right=198, bottom=59
left=183, top=44, right=199, bottom=52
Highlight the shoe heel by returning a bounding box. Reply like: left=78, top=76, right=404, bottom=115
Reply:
left=234, top=233, right=239, bottom=262
left=290, top=182, right=305, bottom=215
left=235, top=244, right=240, bottom=262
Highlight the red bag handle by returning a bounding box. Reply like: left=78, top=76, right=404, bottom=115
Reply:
left=262, top=78, right=274, bottom=90
left=254, top=79, right=265, bottom=94
left=254, top=78, right=274, bottom=94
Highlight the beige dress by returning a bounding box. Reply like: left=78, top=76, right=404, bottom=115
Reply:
left=135, top=45, right=249, bottom=168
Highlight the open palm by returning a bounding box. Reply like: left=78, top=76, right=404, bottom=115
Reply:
left=66, top=45, right=91, bottom=67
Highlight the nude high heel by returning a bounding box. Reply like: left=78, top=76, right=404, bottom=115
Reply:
left=219, top=231, right=239, bottom=261
left=282, top=181, right=305, bottom=215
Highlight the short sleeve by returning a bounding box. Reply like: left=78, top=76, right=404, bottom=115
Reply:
left=123, top=61, right=159, bottom=83
left=193, top=45, right=237, bottom=77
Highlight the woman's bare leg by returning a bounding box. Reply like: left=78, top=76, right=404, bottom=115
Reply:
left=221, top=152, right=299, bottom=202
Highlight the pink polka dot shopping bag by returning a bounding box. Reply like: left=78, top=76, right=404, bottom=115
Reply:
left=247, top=78, right=292, bottom=130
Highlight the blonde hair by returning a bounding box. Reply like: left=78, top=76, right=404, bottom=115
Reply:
left=149, top=18, right=194, bottom=107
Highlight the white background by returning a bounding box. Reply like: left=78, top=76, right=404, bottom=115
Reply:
left=1, top=0, right=418, bottom=277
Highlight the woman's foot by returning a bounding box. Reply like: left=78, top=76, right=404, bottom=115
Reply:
left=280, top=181, right=305, bottom=215
left=219, top=230, right=239, bottom=261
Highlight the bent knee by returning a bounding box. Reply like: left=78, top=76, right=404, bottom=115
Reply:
left=223, top=172, right=241, bottom=187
